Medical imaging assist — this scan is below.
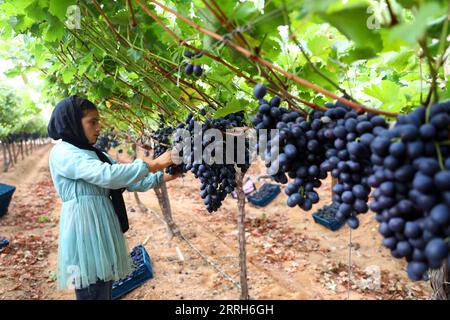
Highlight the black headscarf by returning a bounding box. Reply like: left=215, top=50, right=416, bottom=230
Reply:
left=48, top=95, right=129, bottom=233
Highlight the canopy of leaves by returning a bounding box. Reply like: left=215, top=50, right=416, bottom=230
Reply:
left=0, top=0, right=449, bottom=137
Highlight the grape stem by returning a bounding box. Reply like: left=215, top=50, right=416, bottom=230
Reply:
left=434, top=142, right=446, bottom=171
left=385, top=0, right=399, bottom=26
left=126, top=0, right=138, bottom=27
left=418, top=37, right=439, bottom=107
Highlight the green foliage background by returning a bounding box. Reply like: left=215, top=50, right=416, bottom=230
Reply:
left=1, top=0, right=449, bottom=137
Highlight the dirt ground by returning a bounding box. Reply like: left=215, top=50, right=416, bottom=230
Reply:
left=0, top=143, right=433, bottom=300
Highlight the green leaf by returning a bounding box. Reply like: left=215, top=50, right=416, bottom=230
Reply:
left=24, top=0, right=47, bottom=21
left=109, top=9, right=129, bottom=26
left=61, top=66, right=76, bottom=83
left=78, top=53, right=93, bottom=75
left=389, top=2, right=444, bottom=44
left=4, top=67, right=22, bottom=77
left=363, top=80, right=406, bottom=111
left=43, top=14, right=65, bottom=42
left=341, top=47, right=379, bottom=63
left=318, top=5, right=382, bottom=56
left=6, top=0, right=35, bottom=14
left=427, top=15, right=449, bottom=39
left=32, top=43, right=47, bottom=67
left=383, top=50, right=415, bottom=72
left=9, top=14, right=34, bottom=32
left=213, top=99, right=246, bottom=118
left=396, top=0, right=420, bottom=9
left=303, top=0, right=336, bottom=12
left=439, top=80, right=450, bottom=101
left=48, top=0, right=76, bottom=21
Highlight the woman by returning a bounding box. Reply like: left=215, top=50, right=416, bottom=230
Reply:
left=47, top=95, right=179, bottom=300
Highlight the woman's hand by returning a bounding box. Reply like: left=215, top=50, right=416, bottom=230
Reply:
left=145, top=150, right=174, bottom=172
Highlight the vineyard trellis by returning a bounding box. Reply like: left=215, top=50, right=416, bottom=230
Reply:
left=1, top=136, right=51, bottom=172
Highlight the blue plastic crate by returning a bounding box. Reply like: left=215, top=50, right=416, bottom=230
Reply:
left=247, top=183, right=281, bottom=207
left=312, top=213, right=343, bottom=231
left=112, top=244, right=153, bottom=300
left=0, top=183, right=16, bottom=217
left=311, top=203, right=343, bottom=231
left=0, top=237, right=9, bottom=250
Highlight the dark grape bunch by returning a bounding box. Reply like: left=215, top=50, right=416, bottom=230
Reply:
left=153, top=108, right=251, bottom=212
left=251, top=83, right=331, bottom=211
left=251, top=83, right=389, bottom=229
left=176, top=109, right=250, bottom=212
left=183, top=50, right=204, bottom=77
left=368, top=101, right=450, bottom=281
left=153, top=127, right=173, bottom=158
left=320, top=104, right=389, bottom=229
left=94, top=132, right=120, bottom=153
left=151, top=118, right=184, bottom=175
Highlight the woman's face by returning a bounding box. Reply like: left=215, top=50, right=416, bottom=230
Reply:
left=81, top=109, right=101, bottom=144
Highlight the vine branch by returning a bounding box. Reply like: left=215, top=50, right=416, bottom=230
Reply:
left=149, top=0, right=399, bottom=117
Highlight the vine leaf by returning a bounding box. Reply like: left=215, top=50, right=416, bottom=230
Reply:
left=363, top=80, right=406, bottom=112
left=43, top=14, right=65, bottom=43
left=318, top=5, right=383, bottom=59
left=389, top=2, right=444, bottom=45
left=24, top=1, right=47, bottom=21
left=213, top=98, right=246, bottom=119
left=61, top=65, right=76, bottom=83
left=48, top=0, right=76, bottom=21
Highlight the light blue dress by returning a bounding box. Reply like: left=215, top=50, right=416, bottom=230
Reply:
left=48, top=141, right=163, bottom=290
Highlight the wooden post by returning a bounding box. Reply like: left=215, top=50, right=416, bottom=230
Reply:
left=153, top=182, right=180, bottom=238
left=331, top=176, right=338, bottom=202
left=2, top=141, right=8, bottom=172
left=149, top=143, right=180, bottom=238
left=12, top=142, right=17, bottom=163
left=6, top=143, right=13, bottom=168
left=236, top=167, right=249, bottom=300
left=20, top=140, right=24, bottom=160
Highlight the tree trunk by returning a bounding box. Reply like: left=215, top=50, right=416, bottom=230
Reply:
left=149, top=144, right=179, bottom=238
left=20, top=140, right=24, bottom=160
left=236, top=167, right=249, bottom=300
left=153, top=182, right=180, bottom=238
left=430, top=261, right=450, bottom=299
left=2, top=141, right=8, bottom=172
left=24, top=140, right=28, bottom=156
left=134, top=191, right=148, bottom=214
left=12, top=142, right=17, bottom=163
left=6, top=143, right=14, bottom=168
